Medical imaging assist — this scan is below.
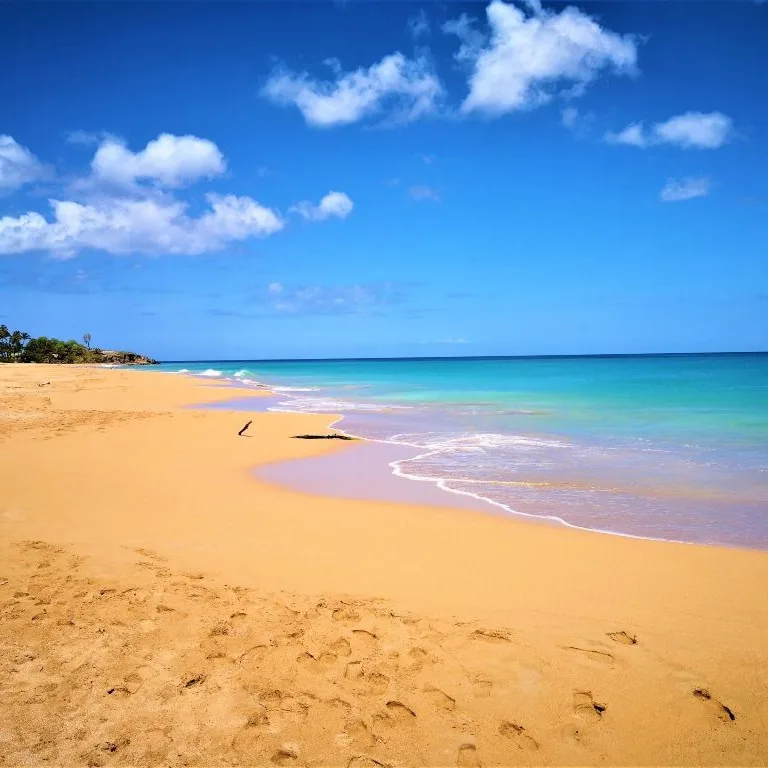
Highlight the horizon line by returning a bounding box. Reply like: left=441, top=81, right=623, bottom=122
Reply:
left=158, top=350, right=768, bottom=364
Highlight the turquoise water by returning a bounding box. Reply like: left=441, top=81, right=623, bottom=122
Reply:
left=156, top=354, right=768, bottom=548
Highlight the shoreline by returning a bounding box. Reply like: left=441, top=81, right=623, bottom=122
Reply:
left=187, top=369, right=753, bottom=552
left=2, top=363, right=768, bottom=765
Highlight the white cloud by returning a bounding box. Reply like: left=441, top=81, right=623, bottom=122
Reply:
left=605, top=122, right=646, bottom=147
left=0, top=136, right=48, bottom=190
left=660, top=177, right=711, bottom=202
left=262, top=53, right=443, bottom=127
left=606, top=112, right=733, bottom=149
left=0, top=132, right=354, bottom=258
left=409, top=185, right=440, bottom=202
left=65, top=130, right=113, bottom=146
left=653, top=112, right=733, bottom=149
left=408, top=9, right=431, bottom=38
left=268, top=281, right=284, bottom=294
left=91, top=133, right=226, bottom=188
left=0, top=193, right=283, bottom=258
left=291, top=191, right=354, bottom=221
left=445, top=0, right=637, bottom=116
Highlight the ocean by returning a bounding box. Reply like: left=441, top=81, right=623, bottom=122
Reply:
left=155, top=354, right=768, bottom=549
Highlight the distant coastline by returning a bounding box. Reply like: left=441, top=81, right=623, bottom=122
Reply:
left=0, top=324, right=157, bottom=365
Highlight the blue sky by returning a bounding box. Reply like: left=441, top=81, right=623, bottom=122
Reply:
left=0, top=0, right=766, bottom=360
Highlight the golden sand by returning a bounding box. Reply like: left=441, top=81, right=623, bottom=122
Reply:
left=1, top=364, right=767, bottom=766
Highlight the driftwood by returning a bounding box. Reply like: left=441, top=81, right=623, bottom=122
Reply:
left=292, top=434, right=355, bottom=440
left=238, top=420, right=252, bottom=436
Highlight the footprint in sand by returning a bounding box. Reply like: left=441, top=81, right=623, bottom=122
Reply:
left=424, top=686, right=456, bottom=712
left=385, top=701, right=416, bottom=722
left=472, top=676, right=493, bottom=698
left=132, top=547, right=167, bottom=562
left=693, top=688, right=736, bottom=722
left=330, top=637, right=352, bottom=657
left=469, top=628, right=511, bottom=644
left=607, top=631, right=637, bottom=646
left=498, top=721, right=539, bottom=751
left=344, top=719, right=376, bottom=749
left=347, top=758, right=387, bottom=768
left=124, top=665, right=157, bottom=694
left=333, top=606, right=361, bottom=623
left=271, top=747, right=299, bottom=765
left=573, top=691, right=606, bottom=722
left=362, top=672, right=390, bottom=695
left=456, top=743, right=481, bottom=767
left=238, top=644, right=270, bottom=665
left=351, top=629, right=378, bottom=654
left=297, top=652, right=321, bottom=671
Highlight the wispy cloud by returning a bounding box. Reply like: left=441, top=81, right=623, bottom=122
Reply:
left=561, top=107, right=579, bottom=129
left=606, top=112, right=733, bottom=149
left=407, top=9, right=430, bottom=39
left=65, top=129, right=114, bottom=147
left=419, top=153, right=436, bottom=164
left=444, top=0, right=638, bottom=116
left=256, top=281, right=408, bottom=316
left=409, top=184, right=441, bottom=202
left=262, top=53, right=443, bottom=128
left=0, top=136, right=51, bottom=191
left=660, top=177, right=711, bottom=202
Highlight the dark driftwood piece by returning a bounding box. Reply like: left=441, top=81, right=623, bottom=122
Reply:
left=238, top=420, right=252, bottom=436
left=292, top=434, right=355, bottom=440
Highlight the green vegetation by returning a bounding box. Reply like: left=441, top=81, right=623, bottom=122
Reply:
left=0, top=325, right=157, bottom=365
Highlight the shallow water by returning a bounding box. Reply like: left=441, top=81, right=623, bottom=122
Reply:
left=164, top=354, right=768, bottom=549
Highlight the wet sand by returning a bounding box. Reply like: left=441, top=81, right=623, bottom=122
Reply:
left=1, top=364, right=767, bottom=766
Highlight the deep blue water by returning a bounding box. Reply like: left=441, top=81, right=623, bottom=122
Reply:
left=153, top=354, right=768, bottom=548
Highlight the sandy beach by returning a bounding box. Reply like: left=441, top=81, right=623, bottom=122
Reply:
left=1, top=364, right=767, bottom=767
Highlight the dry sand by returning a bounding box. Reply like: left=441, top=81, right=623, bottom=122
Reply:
left=1, top=364, right=767, bottom=767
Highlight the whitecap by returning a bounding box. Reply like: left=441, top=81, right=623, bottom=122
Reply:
left=196, top=369, right=222, bottom=377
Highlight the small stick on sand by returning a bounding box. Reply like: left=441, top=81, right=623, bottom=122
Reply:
left=238, top=420, right=252, bottom=437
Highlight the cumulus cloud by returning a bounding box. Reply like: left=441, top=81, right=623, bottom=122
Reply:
left=290, top=191, right=354, bottom=221
left=0, top=136, right=49, bottom=190
left=90, top=133, right=226, bottom=188
left=0, top=194, right=283, bottom=258
left=605, top=112, right=733, bottom=149
left=262, top=53, right=443, bottom=127
left=444, top=0, right=638, bottom=116
left=660, top=177, right=711, bottom=202
left=0, top=132, right=355, bottom=258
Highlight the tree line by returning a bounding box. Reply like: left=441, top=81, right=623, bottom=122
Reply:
left=0, top=325, right=107, bottom=364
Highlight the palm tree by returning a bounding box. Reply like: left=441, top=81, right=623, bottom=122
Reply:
left=0, top=325, right=9, bottom=361
left=83, top=332, right=92, bottom=349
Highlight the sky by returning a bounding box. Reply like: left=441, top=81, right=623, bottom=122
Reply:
left=0, top=0, right=766, bottom=360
